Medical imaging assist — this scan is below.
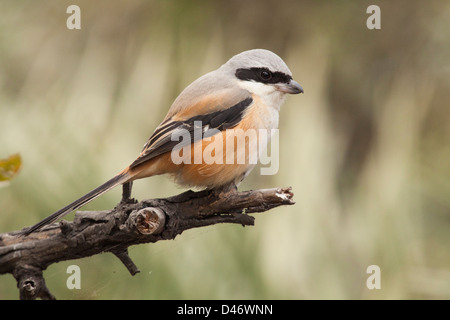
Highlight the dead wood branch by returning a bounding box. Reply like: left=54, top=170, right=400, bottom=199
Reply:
left=0, top=187, right=294, bottom=300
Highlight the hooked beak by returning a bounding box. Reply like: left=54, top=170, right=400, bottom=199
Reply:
left=275, top=79, right=304, bottom=94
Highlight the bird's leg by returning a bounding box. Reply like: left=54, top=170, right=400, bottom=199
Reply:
left=211, top=181, right=238, bottom=197
left=121, top=181, right=133, bottom=203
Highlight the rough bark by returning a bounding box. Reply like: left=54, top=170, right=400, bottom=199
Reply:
left=0, top=187, right=294, bottom=300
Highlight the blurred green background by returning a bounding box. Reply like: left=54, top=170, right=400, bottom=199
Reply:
left=1, top=0, right=450, bottom=299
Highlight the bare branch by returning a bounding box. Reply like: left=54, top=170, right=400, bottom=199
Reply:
left=0, top=186, right=294, bottom=299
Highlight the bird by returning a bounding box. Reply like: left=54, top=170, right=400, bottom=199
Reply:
left=21, top=49, right=303, bottom=236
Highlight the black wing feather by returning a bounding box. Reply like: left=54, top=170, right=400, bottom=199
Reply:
left=130, top=97, right=253, bottom=169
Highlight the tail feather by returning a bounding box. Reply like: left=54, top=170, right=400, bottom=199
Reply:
left=20, top=171, right=131, bottom=236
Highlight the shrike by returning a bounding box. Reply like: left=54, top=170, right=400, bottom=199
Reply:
left=22, top=49, right=303, bottom=235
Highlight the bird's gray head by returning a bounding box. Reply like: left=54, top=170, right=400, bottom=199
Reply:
left=220, top=49, right=303, bottom=96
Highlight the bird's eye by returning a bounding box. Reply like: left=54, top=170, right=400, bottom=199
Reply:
left=260, top=70, right=272, bottom=80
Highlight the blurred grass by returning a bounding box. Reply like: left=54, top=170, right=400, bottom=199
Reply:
left=1, top=0, right=450, bottom=299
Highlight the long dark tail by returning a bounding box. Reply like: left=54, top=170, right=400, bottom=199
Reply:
left=20, top=171, right=131, bottom=236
